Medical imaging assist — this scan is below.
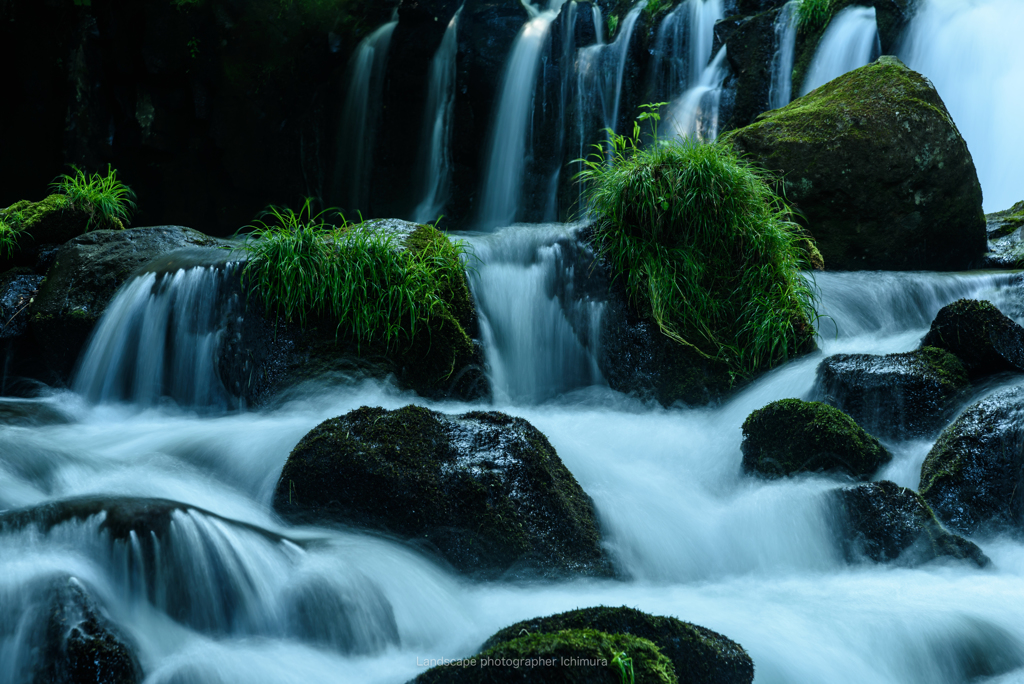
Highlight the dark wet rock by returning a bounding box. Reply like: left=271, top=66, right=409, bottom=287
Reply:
left=921, top=299, right=1024, bottom=377
left=0, top=398, right=72, bottom=427
left=219, top=219, right=486, bottom=404
left=274, top=405, right=610, bottom=579
left=26, top=226, right=226, bottom=384
left=33, top=576, right=142, bottom=684
left=832, top=480, right=989, bottom=567
left=718, top=8, right=780, bottom=132
left=416, top=629, right=677, bottom=684
left=0, top=268, right=42, bottom=340
left=983, top=200, right=1024, bottom=268
left=722, top=56, right=986, bottom=271
left=741, top=398, right=891, bottom=479
left=815, top=347, right=970, bottom=439
left=920, top=387, right=1024, bottom=537
left=480, top=606, right=754, bottom=684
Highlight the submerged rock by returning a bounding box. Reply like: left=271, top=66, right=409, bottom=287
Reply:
left=273, top=405, right=610, bottom=578
left=921, top=299, right=1024, bottom=377
left=722, top=56, right=986, bottom=270
left=832, top=480, right=989, bottom=567
left=920, top=387, right=1024, bottom=536
left=741, top=398, right=891, bottom=479
left=25, top=226, right=224, bottom=383
left=815, top=347, right=969, bottom=439
left=480, top=607, right=754, bottom=684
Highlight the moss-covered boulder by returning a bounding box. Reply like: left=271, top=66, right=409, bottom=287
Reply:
left=479, top=607, right=754, bottom=684
left=220, top=219, right=486, bottom=403
left=921, top=299, right=1024, bottom=377
left=25, top=226, right=224, bottom=384
left=33, top=576, right=143, bottom=684
left=273, top=405, right=610, bottom=578
left=831, top=480, right=988, bottom=567
left=0, top=195, right=91, bottom=271
left=920, top=387, right=1024, bottom=536
left=722, top=56, right=985, bottom=270
left=815, top=347, right=969, bottom=439
left=416, top=629, right=677, bottom=684
left=983, top=200, right=1024, bottom=268
left=741, top=399, right=891, bottom=479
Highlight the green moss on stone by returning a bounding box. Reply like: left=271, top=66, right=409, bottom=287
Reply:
left=741, top=398, right=891, bottom=479
left=986, top=200, right=1024, bottom=238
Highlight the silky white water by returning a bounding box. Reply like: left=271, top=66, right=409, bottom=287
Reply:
left=768, top=0, right=800, bottom=110
left=900, top=0, right=1024, bottom=213
left=3, top=223, right=1024, bottom=683
left=800, top=6, right=880, bottom=95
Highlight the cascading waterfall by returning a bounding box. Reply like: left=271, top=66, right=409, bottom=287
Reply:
left=648, top=0, right=724, bottom=103
left=73, top=264, right=237, bottom=410
left=900, top=0, right=1024, bottom=212
left=800, top=6, right=880, bottom=95
left=332, top=20, right=398, bottom=215
left=410, top=10, right=462, bottom=224
left=665, top=46, right=729, bottom=140
left=467, top=224, right=604, bottom=404
left=768, top=0, right=801, bottom=109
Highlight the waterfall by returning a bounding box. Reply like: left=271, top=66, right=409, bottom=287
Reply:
left=900, top=0, right=1024, bottom=213
left=800, top=6, right=880, bottom=95
left=467, top=224, right=604, bottom=404
left=331, top=21, right=398, bottom=216
left=649, top=0, right=725, bottom=103
left=411, top=10, right=462, bottom=225
left=478, top=11, right=560, bottom=230
left=73, top=264, right=237, bottom=410
left=768, top=0, right=801, bottom=109
left=665, top=46, right=729, bottom=140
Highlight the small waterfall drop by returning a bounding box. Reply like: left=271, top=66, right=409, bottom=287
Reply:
left=467, top=224, right=604, bottom=404
left=649, top=0, right=724, bottom=103
left=74, top=265, right=237, bottom=410
left=411, top=10, right=462, bottom=224
left=768, top=0, right=801, bottom=109
left=332, top=21, right=398, bottom=216
left=478, top=11, right=561, bottom=230
left=900, top=0, right=1024, bottom=212
left=666, top=46, right=729, bottom=140
left=800, top=6, right=880, bottom=95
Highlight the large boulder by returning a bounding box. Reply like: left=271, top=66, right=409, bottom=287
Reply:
left=831, top=480, right=989, bottom=567
left=921, top=299, right=1024, bottom=377
left=741, top=398, right=891, bottom=479
left=814, top=347, right=969, bottom=439
left=722, top=56, right=986, bottom=270
left=480, top=607, right=754, bottom=684
left=25, top=226, right=225, bottom=383
left=273, top=405, right=610, bottom=579
left=920, top=387, right=1024, bottom=536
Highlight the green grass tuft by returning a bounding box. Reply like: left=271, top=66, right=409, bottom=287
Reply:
left=0, top=215, right=22, bottom=259
left=798, top=0, right=834, bottom=31
left=51, top=165, right=137, bottom=231
left=576, top=111, right=818, bottom=383
left=241, top=199, right=470, bottom=354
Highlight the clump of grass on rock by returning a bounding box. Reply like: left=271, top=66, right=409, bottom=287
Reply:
left=51, top=165, right=137, bottom=231
left=578, top=115, right=817, bottom=389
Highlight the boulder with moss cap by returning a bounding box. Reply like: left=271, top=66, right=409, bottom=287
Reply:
left=479, top=606, right=754, bottom=684
left=920, top=386, right=1024, bottom=536
left=722, top=56, right=985, bottom=270
left=0, top=195, right=91, bottom=272
left=921, top=299, right=1024, bottom=378
left=815, top=347, right=969, bottom=439
left=273, top=405, right=610, bottom=579
left=742, top=398, right=891, bottom=479
left=984, top=200, right=1024, bottom=268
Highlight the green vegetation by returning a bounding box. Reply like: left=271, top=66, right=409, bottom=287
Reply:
left=798, top=0, right=834, bottom=31
left=612, top=651, right=636, bottom=684
left=577, top=108, right=817, bottom=384
left=607, top=13, right=620, bottom=38
left=0, top=213, right=25, bottom=259
left=241, top=200, right=470, bottom=354
left=644, top=0, right=669, bottom=17
left=51, top=165, right=136, bottom=231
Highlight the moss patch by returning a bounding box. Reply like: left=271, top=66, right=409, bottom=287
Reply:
left=742, top=398, right=890, bottom=479
left=921, top=299, right=1024, bottom=377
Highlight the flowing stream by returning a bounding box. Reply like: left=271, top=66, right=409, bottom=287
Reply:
left=800, top=6, right=880, bottom=95
left=4, top=221, right=1024, bottom=683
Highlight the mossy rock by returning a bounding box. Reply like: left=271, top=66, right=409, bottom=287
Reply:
left=983, top=200, right=1024, bottom=268
left=920, top=387, right=1024, bottom=536
left=741, top=398, right=891, bottom=479
left=480, top=607, right=754, bottom=684
left=26, top=226, right=225, bottom=384
left=921, top=299, right=1024, bottom=378
left=273, top=405, right=610, bottom=578
left=832, top=480, right=988, bottom=567
left=0, top=195, right=91, bottom=270
left=815, top=347, right=969, bottom=439
left=722, top=56, right=986, bottom=271
left=986, top=200, right=1024, bottom=239
left=416, top=629, right=677, bottom=684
